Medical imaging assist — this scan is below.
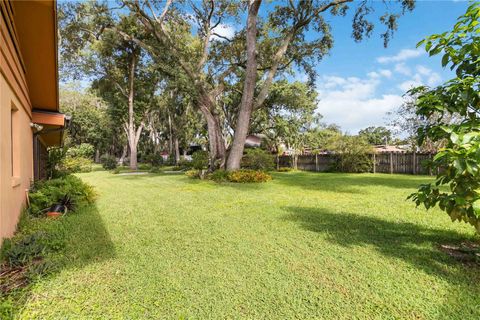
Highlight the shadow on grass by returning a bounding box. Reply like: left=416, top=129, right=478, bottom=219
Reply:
left=60, top=204, right=115, bottom=267
left=283, top=206, right=480, bottom=318
left=282, top=206, right=478, bottom=280
left=7, top=205, right=115, bottom=318
left=274, top=171, right=433, bottom=193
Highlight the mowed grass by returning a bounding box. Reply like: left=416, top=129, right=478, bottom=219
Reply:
left=16, top=171, right=479, bottom=319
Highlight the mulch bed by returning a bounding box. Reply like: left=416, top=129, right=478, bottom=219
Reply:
left=0, top=258, right=43, bottom=294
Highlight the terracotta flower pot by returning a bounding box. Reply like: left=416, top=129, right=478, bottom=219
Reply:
left=46, top=211, right=62, bottom=218
left=46, top=203, right=65, bottom=218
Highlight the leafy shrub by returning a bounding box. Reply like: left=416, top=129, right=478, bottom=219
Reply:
left=61, top=156, right=93, bottom=173
left=241, top=148, right=274, bottom=171
left=1, top=232, right=48, bottom=267
left=331, top=153, right=372, bottom=173
left=66, top=143, right=95, bottom=159
left=208, top=169, right=229, bottom=182
left=149, top=166, right=162, bottom=173
left=28, top=175, right=96, bottom=216
left=101, top=154, right=117, bottom=170
left=178, top=159, right=193, bottom=169
left=112, top=168, right=121, bottom=174
left=46, top=147, right=67, bottom=179
left=277, top=167, right=293, bottom=172
left=327, top=135, right=373, bottom=173
left=138, top=163, right=152, bottom=171
left=185, top=169, right=201, bottom=178
left=145, top=153, right=164, bottom=167
left=164, top=154, right=176, bottom=166
left=191, top=151, right=209, bottom=170
left=226, top=169, right=272, bottom=183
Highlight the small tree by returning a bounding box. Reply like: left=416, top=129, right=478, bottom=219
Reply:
left=358, top=126, right=393, bottom=145
left=408, top=3, right=480, bottom=233
left=328, top=135, right=374, bottom=173
left=241, top=149, right=274, bottom=171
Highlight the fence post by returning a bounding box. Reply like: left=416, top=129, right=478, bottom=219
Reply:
left=315, top=154, right=319, bottom=172
left=389, top=152, right=394, bottom=174
left=373, top=153, right=376, bottom=174
left=429, top=153, right=433, bottom=176
left=412, top=152, right=416, bottom=175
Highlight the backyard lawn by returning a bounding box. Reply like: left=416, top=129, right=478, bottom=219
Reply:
left=14, top=171, right=480, bottom=319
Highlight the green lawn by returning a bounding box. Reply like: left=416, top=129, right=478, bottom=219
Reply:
left=14, top=171, right=480, bottom=319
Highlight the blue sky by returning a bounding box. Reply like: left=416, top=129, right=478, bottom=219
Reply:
left=304, top=0, right=470, bottom=133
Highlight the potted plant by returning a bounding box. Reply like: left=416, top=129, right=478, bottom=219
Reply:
left=46, top=195, right=75, bottom=218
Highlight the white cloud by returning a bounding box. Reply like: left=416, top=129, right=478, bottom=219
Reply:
left=394, top=63, right=412, bottom=76
left=397, top=65, right=442, bottom=91
left=427, top=73, right=442, bottom=86
left=415, top=65, right=441, bottom=86
left=379, top=69, right=392, bottom=78
left=398, top=80, right=422, bottom=92
left=211, top=24, right=235, bottom=41
left=377, top=48, right=424, bottom=64
left=316, top=75, right=403, bottom=133
left=368, top=69, right=392, bottom=79
left=416, top=65, right=432, bottom=76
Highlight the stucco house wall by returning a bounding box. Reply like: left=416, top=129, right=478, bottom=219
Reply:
left=0, top=3, right=35, bottom=240
left=0, top=72, right=34, bottom=240
left=0, top=0, right=61, bottom=244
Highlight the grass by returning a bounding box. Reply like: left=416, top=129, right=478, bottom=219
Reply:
left=8, top=171, right=480, bottom=319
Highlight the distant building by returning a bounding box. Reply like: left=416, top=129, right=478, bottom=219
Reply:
left=245, top=134, right=263, bottom=148
left=374, top=145, right=407, bottom=153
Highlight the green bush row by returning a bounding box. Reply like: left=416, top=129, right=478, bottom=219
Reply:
left=101, top=154, right=117, bottom=170
left=28, top=175, right=96, bottom=216
left=187, top=169, right=272, bottom=183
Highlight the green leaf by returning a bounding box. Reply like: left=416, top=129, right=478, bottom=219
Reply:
left=473, top=200, right=480, bottom=216
left=462, top=132, right=480, bottom=144
left=425, top=41, right=432, bottom=52
left=450, top=132, right=460, bottom=144
left=441, top=54, right=449, bottom=67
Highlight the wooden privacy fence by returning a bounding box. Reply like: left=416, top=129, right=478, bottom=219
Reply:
left=277, top=152, right=435, bottom=175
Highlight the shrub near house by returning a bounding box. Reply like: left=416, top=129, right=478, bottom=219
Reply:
left=28, top=175, right=96, bottom=216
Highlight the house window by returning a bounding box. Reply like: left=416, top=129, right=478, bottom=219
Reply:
left=11, top=103, right=19, bottom=179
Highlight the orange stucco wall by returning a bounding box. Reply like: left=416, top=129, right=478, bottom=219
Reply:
left=0, top=2, right=35, bottom=243
left=0, top=71, right=33, bottom=242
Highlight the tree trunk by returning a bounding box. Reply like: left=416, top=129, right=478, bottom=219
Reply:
left=168, top=110, right=173, bottom=156
left=125, top=51, right=143, bottom=170
left=226, top=0, right=262, bottom=171
left=95, top=149, right=100, bottom=163
left=174, top=136, right=180, bottom=164
left=130, top=144, right=138, bottom=169
left=119, top=144, right=128, bottom=166
left=199, top=103, right=226, bottom=170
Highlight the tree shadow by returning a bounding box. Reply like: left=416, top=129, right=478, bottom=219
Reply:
left=6, top=205, right=115, bottom=318
left=274, top=171, right=433, bottom=193
left=282, top=206, right=480, bottom=318
left=282, top=206, right=478, bottom=280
